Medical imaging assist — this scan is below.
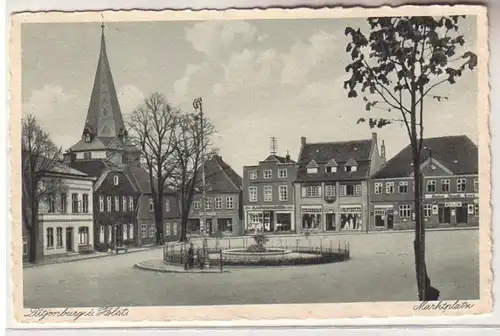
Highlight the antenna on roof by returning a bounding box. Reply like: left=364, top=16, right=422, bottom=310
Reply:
left=270, top=137, right=277, bottom=155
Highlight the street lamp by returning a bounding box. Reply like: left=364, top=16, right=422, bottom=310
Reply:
left=193, top=97, right=210, bottom=268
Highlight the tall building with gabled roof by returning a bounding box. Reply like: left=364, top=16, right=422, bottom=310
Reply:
left=65, top=24, right=140, bottom=167
left=63, top=26, right=180, bottom=249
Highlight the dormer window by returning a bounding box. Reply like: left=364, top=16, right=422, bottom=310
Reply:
left=344, top=157, right=358, bottom=172
left=325, top=158, right=338, bottom=173
left=85, top=134, right=91, bottom=143
left=306, top=160, right=319, bottom=174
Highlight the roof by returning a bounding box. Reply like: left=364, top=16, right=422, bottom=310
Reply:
left=202, top=155, right=243, bottom=193
left=83, top=28, right=125, bottom=141
left=124, top=165, right=176, bottom=194
left=296, top=138, right=374, bottom=182
left=262, top=154, right=295, bottom=164
left=372, top=135, right=478, bottom=179
left=47, top=161, right=90, bottom=178
left=67, top=160, right=116, bottom=178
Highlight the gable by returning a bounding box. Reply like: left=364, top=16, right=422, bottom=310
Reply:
left=345, top=157, right=358, bottom=166
left=306, top=160, right=318, bottom=168
left=95, top=170, right=138, bottom=195
left=325, top=158, right=338, bottom=167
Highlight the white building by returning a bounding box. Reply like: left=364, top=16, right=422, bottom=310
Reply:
left=30, top=162, right=96, bottom=260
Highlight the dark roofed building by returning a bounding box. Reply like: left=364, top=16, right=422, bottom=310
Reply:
left=189, top=155, right=243, bottom=237
left=294, top=133, right=386, bottom=234
left=369, top=135, right=479, bottom=231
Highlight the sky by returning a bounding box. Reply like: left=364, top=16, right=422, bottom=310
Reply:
left=21, top=16, right=478, bottom=176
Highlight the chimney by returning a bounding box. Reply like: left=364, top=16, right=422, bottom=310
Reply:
left=285, top=150, right=291, bottom=162
left=381, top=140, right=386, bottom=160
left=270, top=137, right=277, bottom=155
left=301, top=136, right=306, bottom=146
left=372, top=132, right=377, bottom=143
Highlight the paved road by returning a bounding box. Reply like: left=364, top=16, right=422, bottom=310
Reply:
left=23, top=230, right=479, bottom=307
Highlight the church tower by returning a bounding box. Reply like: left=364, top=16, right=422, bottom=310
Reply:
left=65, top=24, right=140, bottom=166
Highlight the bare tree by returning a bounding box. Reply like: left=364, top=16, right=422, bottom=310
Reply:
left=343, top=16, right=477, bottom=300
left=168, top=112, right=216, bottom=242
left=22, top=114, right=65, bottom=263
left=128, top=92, right=179, bottom=245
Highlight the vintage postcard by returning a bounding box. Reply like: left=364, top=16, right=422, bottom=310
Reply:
left=10, top=5, right=490, bottom=326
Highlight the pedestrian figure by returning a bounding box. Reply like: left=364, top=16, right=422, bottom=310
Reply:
left=187, top=243, right=194, bottom=269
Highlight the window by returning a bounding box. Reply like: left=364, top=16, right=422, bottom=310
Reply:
left=426, top=180, right=436, bottom=193
left=340, top=184, right=358, bottom=196
left=193, top=201, right=200, bottom=209
left=141, top=224, right=147, bottom=238
left=457, top=178, right=467, bottom=192
left=264, top=186, right=272, bottom=202
left=106, top=196, right=111, bottom=212
left=82, top=194, right=89, bottom=213
left=249, top=170, right=257, bottom=180
left=122, top=196, right=127, bottom=212
left=217, top=218, right=233, bottom=232
left=399, top=204, right=412, bottom=218
left=325, top=184, right=336, bottom=197
left=114, top=196, right=119, bottom=211
left=99, top=196, right=104, bottom=212
left=385, top=182, right=394, bottom=194
left=301, top=206, right=322, bottom=230
left=278, top=169, right=288, bottom=178
left=225, top=196, right=234, bottom=209
left=166, top=223, right=171, bottom=236
left=249, top=186, right=258, bottom=202
left=113, top=175, right=119, bottom=185
left=279, top=185, right=288, bottom=201
left=22, top=237, right=27, bottom=256
left=56, top=227, right=63, bottom=247
left=129, top=223, right=134, bottom=239
left=47, top=197, right=55, bottom=213
left=325, top=166, right=337, bottom=173
left=149, top=198, right=154, bottom=212
left=424, top=204, right=432, bottom=217
left=78, top=227, right=89, bottom=245
left=172, top=223, right=178, bottom=235
left=83, top=151, right=91, bottom=159
left=344, top=165, right=357, bottom=172
left=46, top=228, right=54, bottom=248
left=205, top=198, right=212, bottom=209
left=72, top=193, right=79, bottom=213
left=474, top=178, right=479, bottom=192
left=263, top=170, right=272, bottom=179
left=165, top=199, right=171, bottom=212
left=249, top=213, right=263, bottom=226
left=374, top=182, right=383, bottom=194
left=307, top=167, right=318, bottom=174
left=303, top=185, right=321, bottom=198
left=215, top=197, right=223, bottom=209
left=441, top=179, right=450, bottom=192
left=60, top=193, right=67, bottom=213
left=149, top=224, right=155, bottom=238
left=129, top=196, right=134, bottom=211
left=399, top=181, right=408, bottom=193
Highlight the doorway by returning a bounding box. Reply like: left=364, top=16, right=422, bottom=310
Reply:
left=66, top=228, right=73, bottom=252
left=206, top=219, right=213, bottom=235
left=374, top=212, right=385, bottom=228
left=456, top=204, right=468, bottom=225
left=326, top=213, right=336, bottom=231
left=438, top=205, right=451, bottom=224
left=387, top=214, right=394, bottom=230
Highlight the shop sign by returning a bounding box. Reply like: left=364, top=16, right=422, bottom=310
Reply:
left=445, top=202, right=462, bottom=207
left=426, top=193, right=478, bottom=199
left=374, top=204, right=394, bottom=209
left=195, top=211, right=216, bottom=217
left=244, top=205, right=294, bottom=211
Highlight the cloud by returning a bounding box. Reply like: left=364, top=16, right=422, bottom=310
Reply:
left=117, top=84, right=145, bottom=117
left=23, top=84, right=85, bottom=150
left=185, top=20, right=258, bottom=59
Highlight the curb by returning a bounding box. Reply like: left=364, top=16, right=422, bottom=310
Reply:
left=23, top=245, right=164, bottom=269
left=134, top=261, right=229, bottom=274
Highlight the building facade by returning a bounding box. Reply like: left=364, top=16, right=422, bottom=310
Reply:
left=294, top=133, right=386, bottom=233
left=242, top=152, right=296, bottom=233
left=188, top=155, right=243, bottom=237
left=369, top=135, right=479, bottom=230
left=23, top=163, right=96, bottom=262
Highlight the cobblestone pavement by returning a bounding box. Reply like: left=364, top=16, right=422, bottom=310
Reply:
left=23, top=230, right=479, bottom=307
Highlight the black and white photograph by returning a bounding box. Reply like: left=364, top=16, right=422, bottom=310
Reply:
left=11, top=5, right=490, bottom=324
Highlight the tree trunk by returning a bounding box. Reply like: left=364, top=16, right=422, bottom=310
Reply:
left=412, top=159, right=425, bottom=301
left=154, top=193, right=165, bottom=246
left=28, top=211, right=39, bottom=263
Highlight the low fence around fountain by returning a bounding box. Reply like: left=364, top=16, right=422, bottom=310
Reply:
left=162, top=241, right=350, bottom=268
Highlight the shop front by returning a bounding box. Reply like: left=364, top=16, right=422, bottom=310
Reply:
left=300, top=205, right=322, bottom=231
left=339, top=205, right=364, bottom=231
left=424, top=193, right=479, bottom=227
left=372, top=204, right=395, bottom=230
left=244, top=205, right=295, bottom=233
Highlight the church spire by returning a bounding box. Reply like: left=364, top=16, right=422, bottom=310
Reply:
left=82, top=23, right=126, bottom=143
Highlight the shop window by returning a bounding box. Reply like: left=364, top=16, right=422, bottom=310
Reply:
left=340, top=207, right=362, bottom=231
left=248, top=212, right=264, bottom=232
left=217, top=218, right=233, bottom=233
left=301, top=207, right=322, bottom=230
left=276, top=213, right=292, bottom=231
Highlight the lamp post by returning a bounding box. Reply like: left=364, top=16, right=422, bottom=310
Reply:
left=193, top=97, right=210, bottom=268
